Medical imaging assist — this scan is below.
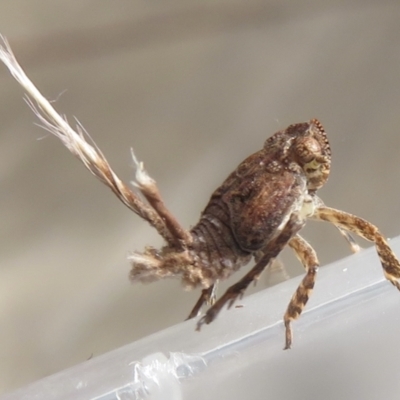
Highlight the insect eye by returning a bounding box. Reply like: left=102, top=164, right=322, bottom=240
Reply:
left=294, top=137, right=321, bottom=165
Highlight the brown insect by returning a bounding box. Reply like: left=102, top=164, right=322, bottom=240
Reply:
left=129, top=118, right=400, bottom=349
left=1, top=39, right=400, bottom=349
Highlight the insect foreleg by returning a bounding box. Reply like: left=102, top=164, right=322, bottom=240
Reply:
left=313, top=206, right=400, bottom=290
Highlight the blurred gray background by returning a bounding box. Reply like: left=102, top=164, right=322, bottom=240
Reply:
left=0, top=0, right=400, bottom=394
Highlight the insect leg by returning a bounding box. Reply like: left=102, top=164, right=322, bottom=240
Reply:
left=131, top=151, right=192, bottom=249
left=196, top=213, right=303, bottom=330
left=196, top=255, right=272, bottom=330
left=284, top=234, right=319, bottom=349
left=312, top=195, right=359, bottom=253
left=335, top=226, right=360, bottom=253
left=313, top=206, right=400, bottom=290
left=186, top=283, right=217, bottom=320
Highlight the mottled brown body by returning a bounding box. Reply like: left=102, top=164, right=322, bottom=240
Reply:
left=127, top=119, right=400, bottom=349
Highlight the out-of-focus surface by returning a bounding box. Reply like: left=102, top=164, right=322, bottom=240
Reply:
left=2, top=239, right=400, bottom=400
left=0, top=0, right=400, bottom=394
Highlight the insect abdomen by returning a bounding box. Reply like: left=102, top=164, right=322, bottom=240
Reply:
left=190, top=201, right=251, bottom=280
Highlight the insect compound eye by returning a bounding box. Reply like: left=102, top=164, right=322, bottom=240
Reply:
left=293, top=125, right=331, bottom=190
left=294, top=137, right=321, bottom=165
